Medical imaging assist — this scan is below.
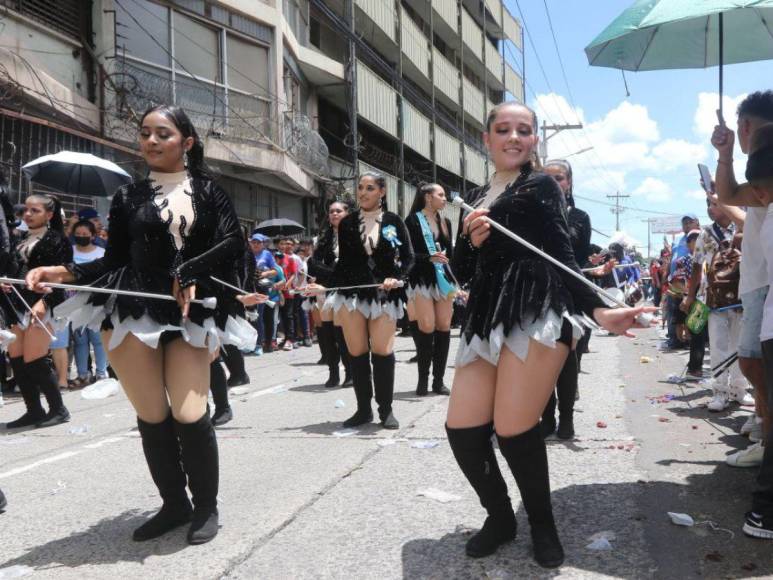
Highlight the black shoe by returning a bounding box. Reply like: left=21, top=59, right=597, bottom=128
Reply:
left=36, top=406, right=71, bottom=428
left=556, top=418, right=574, bottom=440
left=343, top=409, right=373, bottom=428
left=381, top=412, right=399, bottom=430
left=416, top=383, right=429, bottom=396
left=188, top=507, right=219, bottom=545
left=133, top=502, right=193, bottom=542
left=316, top=356, right=326, bottom=365
left=466, top=512, right=517, bottom=558
left=226, top=374, right=250, bottom=387
left=325, top=366, right=341, bottom=388
left=212, top=406, right=233, bottom=427
left=743, top=511, right=773, bottom=539
left=415, top=330, right=433, bottom=396
left=342, top=372, right=353, bottom=387
left=5, top=409, right=46, bottom=429
left=431, top=330, right=451, bottom=395
left=531, top=521, right=565, bottom=568
left=133, top=415, right=192, bottom=541
left=432, top=380, right=450, bottom=396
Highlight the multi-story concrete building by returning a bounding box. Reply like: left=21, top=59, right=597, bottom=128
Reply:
left=0, top=0, right=523, bottom=230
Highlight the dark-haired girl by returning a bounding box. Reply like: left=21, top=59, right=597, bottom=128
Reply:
left=309, top=173, right=413, bottom=429
left=540, top=159, right=592, bottom=440
left=2, top=194, right=72, bottom=429
left=447, top=102, right=652, bottom=568
left=405, top=183, right=456, bottom=396
left=27, top=105, right=256, bottom=545
left=307, top=199, right=352, bottom=388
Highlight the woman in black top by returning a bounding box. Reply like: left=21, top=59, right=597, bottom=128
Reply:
left=27, top=105, right=256, bottom=545
left=404, top=183, right=456, bottom=396
left=307, top=199, right=352, bottom=388
left=2, top=193, right=72, bottom=429
left=540, top=159, right=592, bottom=440
left=447, top=102, right=651, bottom=568
left=309, top=173, right=413, bottom=429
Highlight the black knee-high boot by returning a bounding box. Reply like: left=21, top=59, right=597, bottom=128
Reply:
left=223, top=344, right=249, bottom=387
left=5, top=356, right=46, bottom=428
left=210, top=360, right=233, bottom=427
left=415, top=330, right=434, bottom=396
left=316, top=323, right=329, bottom=365
left=446, top=423, right=517, bottom=557
left=556, top=351, right=578, bottom=440
left=497, top=425, right=564, bottom=568
left=335, top=326, right=352, bottom=386
left=408, top=320, right=419, bottom=363
left=176, top=413, right=219, bottom=544
left=372, top=353, right=398, bottom=429
left=321, top=322, right=340, bottom=388
left=540, top=393, right=557, bottom=438
left=432, top=330, right=451, bottom=395
left=343, top=353, right=373, bottom=427
left=26, top=357, right=69, bottom=428
left=133, top=414, right=192, bottom=541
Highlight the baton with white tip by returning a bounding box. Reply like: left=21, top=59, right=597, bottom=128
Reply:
left=8, top=284, right=55, bottom=339
left=293, top=281, right=405, bottom=295
left=209, top=276, right=276, bottom=309
left=0, top=277, right=218, bottom=310
left=450, top=195, right=654, bottom=327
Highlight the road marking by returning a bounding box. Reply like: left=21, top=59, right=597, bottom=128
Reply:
left=0, top=451, right=81, bottom=480
left=83, top=436, right=125, bottom=449
left=250, top=384, right=288, bottom=398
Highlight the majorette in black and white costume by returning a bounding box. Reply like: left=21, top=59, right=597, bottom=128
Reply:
left=55, top=170, right=256, bottom=352
left=325, top=207, right=413, bottom=320
left=308, top=224, right=352, bottom=388
left=452, top=163, right=606, bottom=368
left=404, top=212, right=456, bottom=301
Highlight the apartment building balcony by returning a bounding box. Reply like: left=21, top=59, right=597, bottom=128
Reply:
left=485, top=41, right=504, bottom=88
left=464, top=145, right=487, bottom=186
left=403, top=101, right=431, bottom=159
left=503, top=9, right=523, bottom=50
left=505, top=63, right=525, bottom=103
left=461, top=8, right=483, bottom=63
left=401, top=6, right=430, bottom=81
left=462, top=78, right=485, bottom=126
left=355, top=0, right=396, bottom=55
left=432, top=48, right=459, bottom=107
left=434, top=126, right=461, bottom=176
left=356, top=61, right=398, bottom=137
left=431, top=0, right=458, bottom=42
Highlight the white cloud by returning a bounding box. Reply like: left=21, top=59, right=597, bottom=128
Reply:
left=650, top=139, right=707, bottom=171
left=587, top=101, right=660, bottom=143
left=633, top=177, right=672, bottom=202
left=687, top=188, right=708, bottom=200
left=693, top=92, right=747, bottom=139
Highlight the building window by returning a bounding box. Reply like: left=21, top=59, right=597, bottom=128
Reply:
left=0, top=0, right=88, bottom=41
left=114, top=0, right=273, bottom=142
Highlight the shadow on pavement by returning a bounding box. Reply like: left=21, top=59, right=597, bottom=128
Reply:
left=402, top=477, right=773, bottom=578
left=0, top=510, right=189, bottom=571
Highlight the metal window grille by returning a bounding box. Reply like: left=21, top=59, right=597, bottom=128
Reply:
left=0, top=0, right=87, bottom=41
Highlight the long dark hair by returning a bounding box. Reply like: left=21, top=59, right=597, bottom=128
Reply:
left=358, top=171, right=388, bottom=211
left=25, top=193, right=64, bottom=233
left=140, top=105, right=211, bottom=179
left=409, top=182, right=448, bottom=238
left=544, top=159, right=575, bottom=208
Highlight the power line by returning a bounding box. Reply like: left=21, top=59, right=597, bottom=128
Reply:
left=573, top=194, right=679, bottom=216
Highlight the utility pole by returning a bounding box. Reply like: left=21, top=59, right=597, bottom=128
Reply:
left=607, top=191, right=630, bottom=231
left=642, top=218, right=656, bottom=257
left=539, top=121, right=583, bottom=165
left=345, top=0, right=358, bottom=172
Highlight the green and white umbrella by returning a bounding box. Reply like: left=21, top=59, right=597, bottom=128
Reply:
left=585, top=0, right=773, bottom=116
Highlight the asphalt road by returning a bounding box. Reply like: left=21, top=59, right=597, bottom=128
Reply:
left=0, top=327, right=771, bottom=579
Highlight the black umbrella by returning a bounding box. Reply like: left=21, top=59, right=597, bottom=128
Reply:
left=253, top=218, right=305, bottom=238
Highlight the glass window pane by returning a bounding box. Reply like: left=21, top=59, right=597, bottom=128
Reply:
left=173, top=12, right=219, bottom=82
left=174, top=74, right=225, bottom=132
left=115, top=0, right=170, bottom=67
left=226, top=35, right=270, bottom=98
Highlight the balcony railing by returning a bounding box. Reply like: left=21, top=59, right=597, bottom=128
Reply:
left=432, top=0, right=457, bottom=31
left=357, top=61, right=398, bottom=137
left=433, top=48, right=459, bottom=102
left=403, top=101, right=431, bottom=159
left=356, top=0, right=396, bottom=41
left=401, top=8, right=430, bottom=79
left=485, top=41, right=503, bottom=80
left=434, top=126, right=461, bottom=175
left=463, top=78, right=484, bottom=125
left=503, top=9, right=523, bottom=51
left=464, top=145, right=487, bottom=186
left=461, top=9, right=483, bottom=62
left=484, top=0, right=502, bottom=26
left=505, top=64, right=525, bottom=103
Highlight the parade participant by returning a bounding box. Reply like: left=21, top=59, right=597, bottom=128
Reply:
left=315, top=173, right=413, bottom=429
left=247, top=232, right=277, bottom=356
left=307, top=199, right=352, bottom=388
left=540, top=159, right=591, bottom=439
left=404, top=183, right=456, bottom=396
left=26, top=105, right=256, bottom=545
left=446, top=102, right=652, bottom=568
left=1, top=193, right=72, bottom=429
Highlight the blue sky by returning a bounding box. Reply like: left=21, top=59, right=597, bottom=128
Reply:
left=503, top=0, right=773, bottom=255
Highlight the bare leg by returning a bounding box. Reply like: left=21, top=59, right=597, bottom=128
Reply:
left=51, top=348, right=69, bottom=388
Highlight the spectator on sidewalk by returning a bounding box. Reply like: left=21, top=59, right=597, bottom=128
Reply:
left=682, top=196, right=751, bottom=412
left=274, top=237, right=298, bottom=351
left=713, top=91, right=773, bottom=469
left=740, top=121, right=773, bottom=538
left=661, top=216, right=699, bottom=351
left=248, top=232, right=277, bottom=356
